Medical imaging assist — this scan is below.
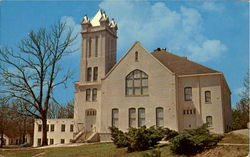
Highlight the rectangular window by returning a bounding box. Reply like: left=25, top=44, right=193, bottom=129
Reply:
left=47, top=124, right=49, bottom=132
left=112, top=109, right=119, bottom=127
left=88, top=38, right=92, bottom=57
left=87, top=67, right=92, bottom=81
left=184, top=87, right=192, bottom=101
left=95, top=36, right=98, bottom=57
left=70, top=124, right=74, bottom=132
left=51, top=124, right=54, bottom=132
left=86, top=89, right=91, bottom=101
left=205, top=91, right=211, bottom=103
left=156, top=107, right=164, bottom=127
left=138, top=108, right=145, bottom=127
left=61, top=139, right=65, bottom=144
left=61, top=124, right=65, bottom=132
left=92, top=88, right=97, bottom=101
left=50, top=139, right=54, bottom=145
left=37, top=138, right=41, bottom=146
left=129, top=108, right=136, bottom=127
left=93, top=67, right=98, bottom=81
left=206, top=116, right=213, bottom=127
left=38, top=124, right=42, bottom=132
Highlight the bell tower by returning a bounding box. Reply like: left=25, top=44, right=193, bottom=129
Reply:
left=80, top=10, right=118, bottom=83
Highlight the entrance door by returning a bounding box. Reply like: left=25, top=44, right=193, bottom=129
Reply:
left=85, top=109, right=97, bottom=132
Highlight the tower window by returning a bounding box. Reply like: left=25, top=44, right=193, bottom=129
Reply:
left=86, top=89, right=91, bottom=101
left=61, top=124, right=65, bottom=132
left=92, top=88, right=97, bottom=101
left=87, top=67, right=92, bottom=81
left=93, top=67, right=98, bottom=81
left=205, top=91, right=211, bottom=103
left=184, top=87, right=192, bottom=101
left=135, top=51, right=138, bottom=62
left=88, top=38, right=92, bottom=57
left=95, top=36, right=98, bottom=57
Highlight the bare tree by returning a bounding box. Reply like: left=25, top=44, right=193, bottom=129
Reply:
left=0, top=97, right=11, bottom=147
left=0, top=21, right=77, bottom=146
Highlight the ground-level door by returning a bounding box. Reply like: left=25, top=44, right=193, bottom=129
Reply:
left=85, top=109, right=97, bottom=132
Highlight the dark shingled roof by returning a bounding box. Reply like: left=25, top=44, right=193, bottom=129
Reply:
left=151, top=49, right=219, bottom=75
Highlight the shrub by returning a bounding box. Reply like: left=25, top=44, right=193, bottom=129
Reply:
left=162, top=128, right=179, bottom=141
left=109, top=126, right=128, bottom=148
left=170, top=124, right=221, bottom=155
left=109, top=126, right=165, bottom=152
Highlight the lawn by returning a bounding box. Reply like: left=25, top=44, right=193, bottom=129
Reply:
left=0, top=133, right=248, bottom=157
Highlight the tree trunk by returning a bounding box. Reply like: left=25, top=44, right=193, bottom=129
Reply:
left=0, top=132, right=3, bottom=148
left=42, top=118, right=48, bottom=146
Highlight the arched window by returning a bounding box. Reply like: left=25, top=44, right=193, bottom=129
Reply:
left=129, top=108, right=136, bottom=127
left=205, top=91, right=211, bottom=103
left=126, top=70, right=148, bottom=96
left=156, top=107, right=164, bottom=126
left=184, top=87, right=192, bottom=101
left=135, top=51, right=138, bottom=62
left=138, top=108, right=145, bottom=127
left=206, top=116, right=212, bottom=127
left=112, top=108, right=119, bottom=127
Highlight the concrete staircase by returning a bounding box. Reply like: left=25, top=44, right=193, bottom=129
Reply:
left=72, top=127, right=99, bottom=143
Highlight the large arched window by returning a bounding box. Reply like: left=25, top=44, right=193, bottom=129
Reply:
left=126, top=70, right=148, bottom=96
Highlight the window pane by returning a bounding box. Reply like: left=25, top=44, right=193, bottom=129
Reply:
left=134, top=79, right=141, bottom=87
left=127, top=80, right=133, bottom=87
left=142, top=79, right=148, bottom=86
left=134, top=87, right=141, bottom=95
left=127, top=88, right=133, bottom=96
left=134, top=70, right=141, bottom=78
left=112, top=109, right=119, bottom=127
left=141, top=72, right=148, bottom=78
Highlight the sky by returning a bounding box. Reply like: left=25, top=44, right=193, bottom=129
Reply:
left=0, top=0, right=249, bottom=107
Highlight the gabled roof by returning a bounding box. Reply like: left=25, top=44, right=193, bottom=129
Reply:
left=151, top=49, right=219, bottom=75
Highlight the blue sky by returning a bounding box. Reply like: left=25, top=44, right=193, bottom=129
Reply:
left=0, top=0, right=249, bottom=107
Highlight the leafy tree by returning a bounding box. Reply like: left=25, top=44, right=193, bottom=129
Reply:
left=232, top=72, right=249, bottom=130
left=0, top=21, right=77, bottom=146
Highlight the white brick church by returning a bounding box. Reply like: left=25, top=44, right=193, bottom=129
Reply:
left=33, top=10, right=232, bottom=146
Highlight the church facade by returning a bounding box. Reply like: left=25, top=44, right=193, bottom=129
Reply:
left=33, top=10, right=232, bottom=146
left=73, top=10, right=232, bottom=142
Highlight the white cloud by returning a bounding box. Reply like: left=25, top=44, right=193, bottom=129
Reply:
left=234, top=87, right=244, bottom=96
left=201, top=2, right=224, bottom=12
left=99, top=0, right=227, bottom=62
left=60, top=16, right=81, bottom=56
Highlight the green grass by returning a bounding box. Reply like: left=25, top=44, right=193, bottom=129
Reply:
left=0, top=134, right=249, bottom=157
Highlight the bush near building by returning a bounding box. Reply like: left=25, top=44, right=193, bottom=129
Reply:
left=109, top=126, right=178, bottom=152
left=170, top=124, right=222, bottom=155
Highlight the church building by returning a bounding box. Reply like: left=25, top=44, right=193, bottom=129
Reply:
left=33, top=10, right=232, bottom=146
left=73, top=10, right=232, bottom=142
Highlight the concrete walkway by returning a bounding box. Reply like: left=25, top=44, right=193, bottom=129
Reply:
left=231, top=129, right=249, bottom=137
